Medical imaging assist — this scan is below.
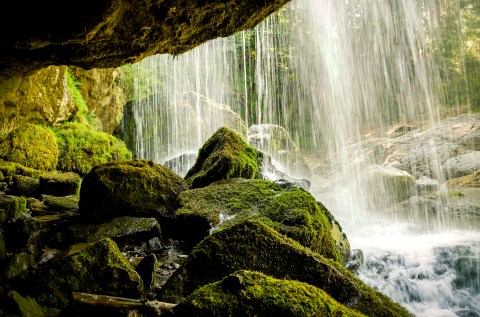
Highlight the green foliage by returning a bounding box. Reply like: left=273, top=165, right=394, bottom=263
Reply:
left=66, top=68, right=89, bottom=121
left=54, top=122, right=132, bottom=176
left=170, top=270, right=367, bottom=317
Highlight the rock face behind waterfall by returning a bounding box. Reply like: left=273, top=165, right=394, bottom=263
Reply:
left=0, top=127, right=412, bottom=317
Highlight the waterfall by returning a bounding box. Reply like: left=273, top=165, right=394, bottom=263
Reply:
left=119, top=0, right=480, bottom=316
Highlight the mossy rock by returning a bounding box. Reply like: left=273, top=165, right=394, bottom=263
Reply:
left=0, top=195, right=28, bottom=224
left=5, top=252, right=36, bottom=280
left=158, top=220, right=412, bottom=317
left=165, top=270, right=367, bottom=317
left=67, top=216, right=161, bottom=247
left=27, top=238, right=143, bottom=309
left=0, top=160, right=44, bottom=181
left=10, top=175, right=40, bottom=197
left=0, top=230, right=7, bottom=259
left=4, top=290, right=60, bottom=317
left=176, top=178, right=342, bottom=262
left=54, top=123, right=132, bottom=176
left=79, top=159, right=189, bottom=219
left=185, top=127, right=262, bottom=188
left=39, top=172, right=81, bottom=197
left=42, top=195, right=79, bottom=212
left=0, top=124, right=58, bottom=171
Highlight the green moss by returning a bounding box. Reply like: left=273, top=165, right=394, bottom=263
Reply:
left=185, top=127, right=261, bottom=188
left=66, top=67, right=89, bottom=122
left=79, top=159, right=189, bottom=218
left=54, top=122, right=132, bottom=176
left=32, top=238, right=143, bottom=309
left=85, top=216, right=160, bottom=243
left=0, top=160, right=45, bottom=180
left=43, top=195, right=79, bottom=211
left=7, top=290, right=60, bottom=317
left=0, top=124, right=58, bottom=171
left=159, top=220, right=412, bottom=317
left=0, top=195, right=28, bottom=223
left=176, top=178, right=340, bottom=262
left=169, top=270, right=366, bottom=317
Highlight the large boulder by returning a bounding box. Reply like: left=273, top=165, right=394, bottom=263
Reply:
left=0, top=0, right=291, bottom=83
left=175, top=178, right=344, bottom=262
left=185, top=127, right=262, bottom=188
left=25, top=238, right=144, bottom=309
left=158, top=220, right=413, bottom=317
left=79, top=159, right=189, bottom=219
left=165, top=270, right=367, bottom=317
left=0, top=124, right=58, bottom=171
left=54, top=123, right=132, bottom=176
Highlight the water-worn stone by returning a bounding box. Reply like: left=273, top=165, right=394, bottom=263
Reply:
left=361, top=165, right=415, bottom=204
left=164, top=270, right=367, bottom=317
left=175, top=178, right=343, bottom=262
left=185, top=127, right=262, bottom=189
left=28, top=238, right=144, bottom=309
left=158, top=220, right=413, bottom=317
left=444, top=151, right=480, bottom=179
left=42, top=195, right=79, bottom=212
left=79, top=159, right=189, bottom=219
left=5, top=252, right=36, bottom=280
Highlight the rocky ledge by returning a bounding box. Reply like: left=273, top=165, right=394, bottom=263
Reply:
left=0, top=0, right=290, bottom=83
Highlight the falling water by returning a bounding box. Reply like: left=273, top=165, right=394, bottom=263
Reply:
left=119, top=0, right=480, bottom=316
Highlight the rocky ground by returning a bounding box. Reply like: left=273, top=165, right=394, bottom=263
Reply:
left=0, top=127, right=413, bottom=317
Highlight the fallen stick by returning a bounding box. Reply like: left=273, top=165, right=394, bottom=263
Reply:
left=72, top=292, right=177, bottom=314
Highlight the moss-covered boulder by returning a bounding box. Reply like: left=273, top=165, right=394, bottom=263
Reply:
left=79, top=159, right=189, bottom=219
left=0, top=195, right=28, bottom=224
left=54, top=123, right=132, bottom=176
left=4, top=252, right=36, bottom=280
left=158, top=220, right=412, bottom=317
left=27, top=238, right=143, bottom=309
left=0, top=124, right=58, bottom=171
left=176, top=178, right=343, bottom=262
left=10, top=175, right=40, bottom=197
left=39, top=172, right=80, bottom=197
left=4, top=290, right=60, bottom=317
left=185, top=127, right=261, bottom=188
left=165, top=270, right=367, bottom=317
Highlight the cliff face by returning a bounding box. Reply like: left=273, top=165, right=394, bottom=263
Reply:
left=0, top=0, right=291, bottom=84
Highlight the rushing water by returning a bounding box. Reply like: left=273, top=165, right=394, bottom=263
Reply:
left=120, top=0, right=480, bottom=316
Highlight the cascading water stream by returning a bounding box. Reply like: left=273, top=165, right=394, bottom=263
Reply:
left=119, top=0, right=480, bottom=316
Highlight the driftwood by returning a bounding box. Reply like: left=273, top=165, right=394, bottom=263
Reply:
left=72, top=292, right=176, bottom=315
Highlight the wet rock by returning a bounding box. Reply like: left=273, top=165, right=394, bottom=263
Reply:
left=158, top=220, right=413, bottom=317
left=347, top=249, right=365, bottom=273
left=361, top=165, right=415, bottom=204
left=4, top=252, right=36, bottom=280
left=163, top=153, right=198, bottom=178
left=164, top=270, right=366, bottom=317
left=0, top=230, right=7, bottom=259
left=175, top=178, right=343, bottom=261
left=39, top=172, right=80, bottom=197
left=248, top=124, right=312, bottom=179
left=185, top=127, right=262, bottom=189
left=136, top=253, right=157, bottom=292
left=79, top=159, right=188, bottom=220
left=0, top=195, right=28, bottom=223
left=67, top=216, right=161, bottom=249
left=10, top=175, right=40, bottom=197
left=5, top=290, right=60, bottom=317
left=444, top=151, right=480, bottom=179
left=27, top=238, right=144, bottom=309
left=26, top=198, right=48, bottom=214
left=415, top=176, right=440, bottom=195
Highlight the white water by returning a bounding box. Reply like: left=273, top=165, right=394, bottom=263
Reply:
left=121, top=0, right=480, bottom=316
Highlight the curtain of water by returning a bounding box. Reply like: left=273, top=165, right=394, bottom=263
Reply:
left=121, top=0, right=480, bottom=315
